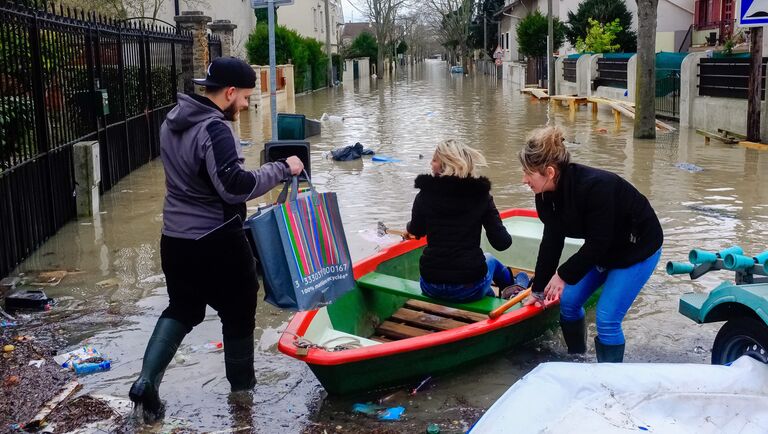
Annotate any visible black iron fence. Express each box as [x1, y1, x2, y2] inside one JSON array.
[[0, 0, 192, 279], [208, 33, 221, 62], [698, 57, 766, 99], [655, 70, 680, 120], [594, 57, 629, 89], [563, 57, 577, 83]]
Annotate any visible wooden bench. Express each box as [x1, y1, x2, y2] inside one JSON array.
[[358, 271, 535, 341], [357, 272, 509, 315]]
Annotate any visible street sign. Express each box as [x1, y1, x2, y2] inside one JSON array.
[[251, 0, 293, 8], [737, 0, 768, 27]]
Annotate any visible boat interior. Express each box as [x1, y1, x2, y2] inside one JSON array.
[[300, 215, 583, 347]]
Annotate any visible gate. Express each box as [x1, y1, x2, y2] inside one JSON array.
[[0, 1, 192, 279]]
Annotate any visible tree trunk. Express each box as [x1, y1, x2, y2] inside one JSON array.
[[633, 0, 659, 139], [376, 50, 384, 79]]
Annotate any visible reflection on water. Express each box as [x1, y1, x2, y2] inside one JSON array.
[[11, 60, 768, 431]]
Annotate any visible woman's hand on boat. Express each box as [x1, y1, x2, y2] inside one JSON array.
[[543, 272, 565, 302], [523, 291, 546, 308]]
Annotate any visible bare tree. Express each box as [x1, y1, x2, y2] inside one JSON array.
[[58, 0, 208, 22], [633, 0, 658, 139], [425, 0, 473, 71], [358, 0, 410, 78]]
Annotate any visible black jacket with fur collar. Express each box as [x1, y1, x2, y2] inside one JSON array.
[[407, 174, 512, 284]]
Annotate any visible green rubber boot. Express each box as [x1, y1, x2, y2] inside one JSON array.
[[224, 334, 256, 391], [594, 336, 625, 363], [560, 316, 587, 354], [129, 318, 188, 421]]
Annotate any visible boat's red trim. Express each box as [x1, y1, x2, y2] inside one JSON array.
[[278, 208, 548, 366]]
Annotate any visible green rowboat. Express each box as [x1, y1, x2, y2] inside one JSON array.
[[278, 209, 584, 394]]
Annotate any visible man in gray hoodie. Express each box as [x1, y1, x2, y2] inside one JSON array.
[[129, 57, 303, 421]]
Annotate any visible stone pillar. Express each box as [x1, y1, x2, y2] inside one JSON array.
[[284, 64, 295, 113], [587, 54, 602, 97], [679, 52, 705, 128], [626, 54, 638, 103], [208, 19, 237, 58], [73, 141, 101, 218], [554, 57, 564, 95], [175, 11, 212, 95], [576, 55, 592, 97]]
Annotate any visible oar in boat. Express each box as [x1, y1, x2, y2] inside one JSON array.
[[488, 288, 532, 320], [377, 221, 416, 240]]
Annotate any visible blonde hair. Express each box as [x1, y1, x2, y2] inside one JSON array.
[[518, 126, 570, 175], [434, 139, 487, 178]]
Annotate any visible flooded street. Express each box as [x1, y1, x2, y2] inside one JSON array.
[[10, 59, 768, 432]]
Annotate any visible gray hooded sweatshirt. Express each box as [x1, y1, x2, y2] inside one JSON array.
[[160, 93, 290, 239]]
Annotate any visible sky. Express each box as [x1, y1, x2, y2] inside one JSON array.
[[341, 0, 363, 23]]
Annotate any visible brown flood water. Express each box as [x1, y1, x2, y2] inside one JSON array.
[[10, 59, 768, 432]]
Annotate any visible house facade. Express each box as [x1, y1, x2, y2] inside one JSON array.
[[278, 0, 345, 54], [496, 0, 695, 65]]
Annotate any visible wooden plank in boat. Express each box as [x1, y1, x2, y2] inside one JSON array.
[[370, 335, 393, 343], [404, 300, 488, 323], [391, 308, 468, 331], [376, 321, 433, 340]]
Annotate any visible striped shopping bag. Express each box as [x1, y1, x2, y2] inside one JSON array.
[[246, 175, 354, 311]]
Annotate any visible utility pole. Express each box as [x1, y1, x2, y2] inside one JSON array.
[[747, 27, 763, 142], [547, 0, 554, 95], [268, 0, 278, 141], [324, 0, 333, 87]]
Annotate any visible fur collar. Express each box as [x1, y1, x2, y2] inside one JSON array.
[[414, 174, 491, 195]]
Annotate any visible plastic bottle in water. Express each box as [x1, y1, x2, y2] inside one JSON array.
[[73, 360, 111, 375]]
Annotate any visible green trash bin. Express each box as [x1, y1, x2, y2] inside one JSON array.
[[277, 113, 306, 140]]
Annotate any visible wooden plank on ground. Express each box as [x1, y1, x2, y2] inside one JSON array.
[[404, 300, 488, 323], [530, 88, 549, 100], [391, 308, 469, 331], [718, 128, 748, 140], [26, 380, 82, 430], [695, 129, 739, 144], [739, 141, 768, 150], [376, 321, 433, 340]]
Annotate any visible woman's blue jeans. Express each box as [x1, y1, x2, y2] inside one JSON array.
[[559, 248, 661, 345], [420, 253, 513, 303]]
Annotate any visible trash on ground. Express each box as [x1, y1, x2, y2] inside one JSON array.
[[95, 278, 120, 289], [351, 403, 406, 420], [320, 113, 344, 122], [240, 140, 252, 147], [378, 406, 405, 421], [30, 270, 70, 286], [28, 359, 45, 368], [427, 423, 441, 433], [5, 289, 53, 311], [675, 162, 703, 173], [73, 360, 111, 375], [330, 143, 375, 161], [352, 402, 386, 416], [1, 320, 17, 327], [410, 376, 432, 395], [4, 344, 15, 352], [54, 345, 107, 370], [1, 276, 20, 291], [372, 155, 401, 163]]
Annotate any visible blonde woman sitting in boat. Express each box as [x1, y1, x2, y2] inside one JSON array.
[[405, 139, 528, 303]]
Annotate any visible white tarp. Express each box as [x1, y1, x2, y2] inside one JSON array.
[[470, 356, 768, 434]]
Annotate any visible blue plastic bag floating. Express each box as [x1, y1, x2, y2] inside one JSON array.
[[246, 174, 355, 311], [372, 155, 401, 163]]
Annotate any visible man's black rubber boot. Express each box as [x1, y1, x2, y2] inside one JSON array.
[[560, 316, 587, 354], [129, 318, 188, 421], [594, 336, 625, 363], [224, 334, 256, 392]]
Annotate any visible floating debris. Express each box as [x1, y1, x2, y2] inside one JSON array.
[[674, 162, 703, 173]]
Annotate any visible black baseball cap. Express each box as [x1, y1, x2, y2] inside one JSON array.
[[193, 57, 256, 89]]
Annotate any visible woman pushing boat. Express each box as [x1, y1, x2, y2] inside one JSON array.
[[406, 139, 527, 303], [520, 126, 663, 362]]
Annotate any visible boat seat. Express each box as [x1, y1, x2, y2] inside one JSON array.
[[357, 272, 508, 315]]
